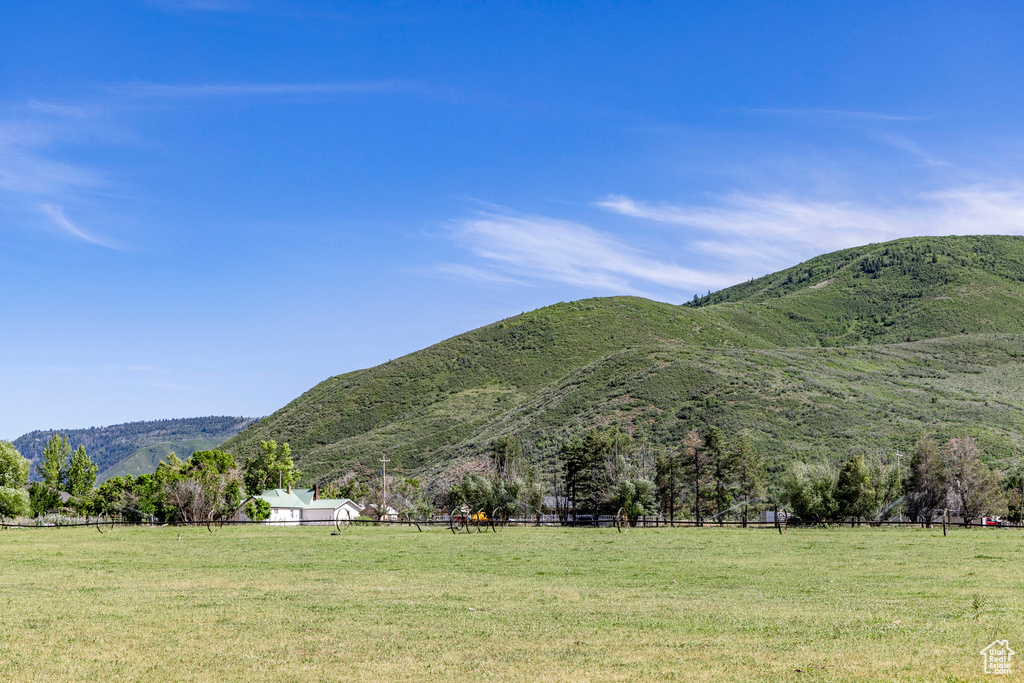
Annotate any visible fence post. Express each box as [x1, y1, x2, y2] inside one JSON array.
[[942, 509, 948, 536]]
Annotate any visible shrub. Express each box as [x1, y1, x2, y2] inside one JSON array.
[[781, 461, 839, 523], [0, 486, 30, 518], [244, 498, 271, 521], [28, 483, 62, 517]]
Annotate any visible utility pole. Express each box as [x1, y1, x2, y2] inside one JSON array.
[[1019, 468, 1024, 527], [1017, 453, 1024, 527], [669, 447, 676, 527], [895, 450, 903, 523], [380, 452, 390, 521]]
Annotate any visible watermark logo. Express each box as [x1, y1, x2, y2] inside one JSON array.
[[980, 640, 1015, 675]]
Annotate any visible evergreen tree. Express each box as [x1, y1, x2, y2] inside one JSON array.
[[489, 435, 522, 480], [559, 436, 591, 519], [732, 436, 765, 526], [28, 483, 62, 516], [655, 447, 683, 522], [704, 426, 733, 525], [681, 430, 710, 526]]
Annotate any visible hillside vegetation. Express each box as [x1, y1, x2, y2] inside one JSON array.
[[221, 235, 1024, 483], [15, 417, 257, 482]]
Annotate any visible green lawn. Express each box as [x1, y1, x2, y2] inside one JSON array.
[[1, 525, 1022, 682]]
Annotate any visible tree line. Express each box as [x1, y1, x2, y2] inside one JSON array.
[[447, 427, 1014, 527], [1, 425, 1017, 527], [0, 436, 301, 523], [780, 435, 1009, 526]]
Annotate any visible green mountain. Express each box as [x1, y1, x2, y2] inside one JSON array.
[[14, 416, 257, 483], [220, 235, 1024, 484]]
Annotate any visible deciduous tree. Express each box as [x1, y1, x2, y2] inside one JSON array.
[[944, 436, 1004, 525], [162, 449, 243, 522], [37, 434, 71, 490], [0, 441, 30, 489], [0, 486, 29, 518], [865, 451, 902, 521], [835, 455, 875, 522], [781, 461, 839, 523], [66, 445, 98, 497], [245, 498, 271, 521], [904, 438, 945, 526], [243, 440, 300, 495], [322, 472, 370, 504]]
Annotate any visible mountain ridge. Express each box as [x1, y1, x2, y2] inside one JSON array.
[[220, 235, 1024, 485], [14, 416, 258, 482]]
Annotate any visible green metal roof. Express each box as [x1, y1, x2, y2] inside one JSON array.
[[252, 488, 356, 510]]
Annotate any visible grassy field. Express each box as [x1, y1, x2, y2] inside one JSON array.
[[2, 525, 1023, 681]]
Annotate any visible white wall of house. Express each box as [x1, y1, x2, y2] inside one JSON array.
[[232, 493, 362, 526], [300, 502, 361, 524], [269, 507, 301, 526], [338, 502, 360, 520], [301, 509, 335, 525]]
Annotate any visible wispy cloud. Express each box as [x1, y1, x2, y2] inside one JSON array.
[[107, 79, 441, 100], [0, 101, 125, 249], [144, 0, 252, 12], [0, 364, 164, 373], [443, 183, 1024, 300], [869, 131, 951, 167], [40, 204, 119, 249], [448, 211, 740, 297], [434, 263, 529, 286], [1, 76, 442, 248], [0, 118, 107, 196], [143, 0, 413, 22], [598, 185, 1024, 275], [747, 108, 925, 122]]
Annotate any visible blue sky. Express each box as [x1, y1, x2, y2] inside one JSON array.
[[4, 1, 1024, 439]]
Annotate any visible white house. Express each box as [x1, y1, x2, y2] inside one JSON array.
[[234, 486, 361, 526], [361, 503, 400, 521]]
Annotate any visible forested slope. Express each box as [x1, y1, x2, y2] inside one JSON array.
[[15, 416, 257, 481]]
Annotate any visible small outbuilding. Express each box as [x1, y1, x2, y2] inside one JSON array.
[[360, 503, 399, 521]]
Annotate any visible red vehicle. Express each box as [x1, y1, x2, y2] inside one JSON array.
[[981, 516, 1000, 526]]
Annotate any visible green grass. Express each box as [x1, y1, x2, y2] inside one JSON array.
[[2, 525, 1022, 681]]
